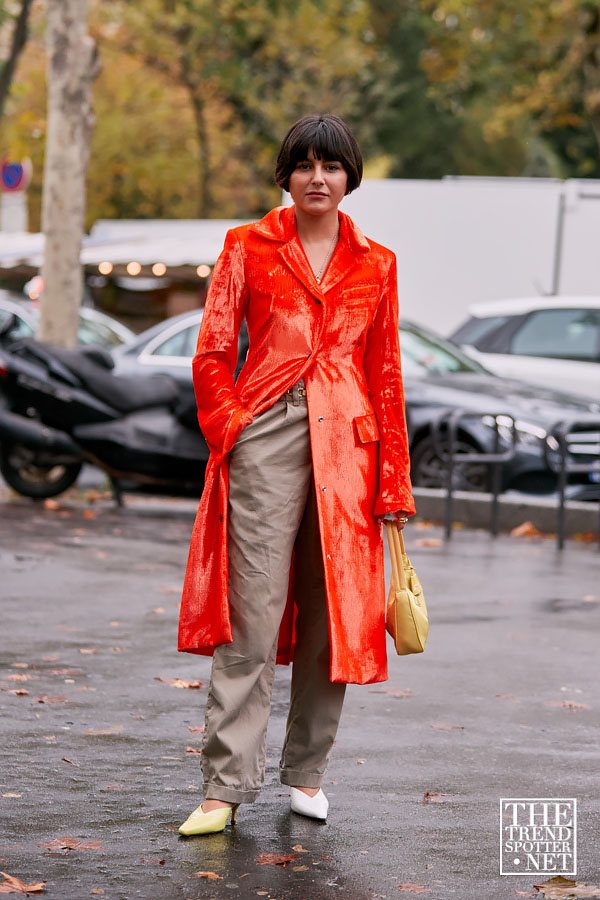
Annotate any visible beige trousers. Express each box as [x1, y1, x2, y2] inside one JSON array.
[[200, 385, 346, 804]]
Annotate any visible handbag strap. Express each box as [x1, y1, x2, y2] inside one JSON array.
[[385, 521, 408, 592]]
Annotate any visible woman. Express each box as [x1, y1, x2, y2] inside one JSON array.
[[177, 114, 415, 836]]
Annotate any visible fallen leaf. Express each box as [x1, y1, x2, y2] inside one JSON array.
[[291, 844, 309, 852], [49, 669, 81, 676], [356, 758, 366, 764], [292, 865, 309, 871], [6, 674, 35, 682], [82, 509, 96, 520], [11, 663, 29, 669], [78, 649, 98, 655], [191, 871, 221, 879], [256, 893, 269, 896], [140, 859, 165, 865], [573, 532, 597, 543], [429, 722, 465, 730], [187, 726, 205, 733], [90, 891, 104, 895], [61, 758, 79, 766], [154, 678, 203, 689], [549, 701, 589, 710], [0, 871, 46, 894], [495, 694, 520, 702], [43, 499, 60, 511], [109, 621, 120, 627], [510, 521, 543, 538], [255, 853, 299, 866], [583, 595, 597, 603], [37, 838, 101, 852], [86, 489, 101, 503], [36, 697, 66, 704], [423, 792, 450, 802], [185, 747, 202, 754], [103, 785, 126, 791], [514, 892, 535, 897], [2, 794, 21, 799], [397, 884, 430, 893], [148, 608, 165, 615], [415, 538, 443, 547], [84, 725, 124, 735], [3, 689, 28, 696], [533, 875, 600, 898]]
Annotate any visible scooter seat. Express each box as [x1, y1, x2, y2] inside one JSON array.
[[18, 339, 180, 414]]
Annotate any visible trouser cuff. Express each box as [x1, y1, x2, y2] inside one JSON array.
[[203, 782, 261, 804], [279, 767, 323, 788]]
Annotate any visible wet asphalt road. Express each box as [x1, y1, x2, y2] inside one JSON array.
[[1, 488, 599, 900]]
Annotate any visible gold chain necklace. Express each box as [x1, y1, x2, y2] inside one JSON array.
[[315, 226, 339, 283]]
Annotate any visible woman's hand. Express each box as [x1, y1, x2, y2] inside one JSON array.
[[375, 510, 411, 531]]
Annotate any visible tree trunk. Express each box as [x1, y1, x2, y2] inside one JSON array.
[[189, 90, 212, 218], [0, 0, 34, 122], [38, 0, 99, 347]]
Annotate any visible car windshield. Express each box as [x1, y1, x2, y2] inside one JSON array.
[[399, 326, 488, 376]]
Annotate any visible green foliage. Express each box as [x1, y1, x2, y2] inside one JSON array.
[[2, 0, 600, 230], [418, 0, 600, 177]]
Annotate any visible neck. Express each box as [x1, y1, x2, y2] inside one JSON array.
[[294, 206, 340, 243]]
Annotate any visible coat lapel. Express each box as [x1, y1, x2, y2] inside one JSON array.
[[249, 204, 371, 299]]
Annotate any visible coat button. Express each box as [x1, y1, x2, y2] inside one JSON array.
[[321, 485, 326, 491], [327, 554, 331, 560], [318, 416, 324, 422]]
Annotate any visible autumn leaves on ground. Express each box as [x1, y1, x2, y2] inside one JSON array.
[[1, 489, 599, 898]]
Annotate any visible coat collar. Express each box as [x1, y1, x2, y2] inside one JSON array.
[[248, 204, 370, 296]]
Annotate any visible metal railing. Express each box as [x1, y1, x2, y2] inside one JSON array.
[[429, 410, 600, 549], [544, 419, 600, 550], [431, 408, 517, 540]]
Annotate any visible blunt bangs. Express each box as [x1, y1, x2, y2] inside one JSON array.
[[275, 114, 363, 195]]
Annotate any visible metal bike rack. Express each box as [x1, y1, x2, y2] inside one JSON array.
[[431, 409, 517, 540], [544, 419, 600, 550]]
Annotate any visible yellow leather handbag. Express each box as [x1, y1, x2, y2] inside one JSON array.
[[384, 523, 429, 655]]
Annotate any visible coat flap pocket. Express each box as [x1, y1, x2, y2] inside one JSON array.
[[353, 412, 380, 443], [343, 283, 379, 304]]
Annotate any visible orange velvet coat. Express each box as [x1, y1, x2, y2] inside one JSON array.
[[178, 204, 415, 684]]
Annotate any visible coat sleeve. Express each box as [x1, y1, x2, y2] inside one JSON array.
[[362, 253, 416, 517], [192, 229, 253, 460]]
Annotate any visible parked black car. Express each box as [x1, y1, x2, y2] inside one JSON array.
[[112, 311, 600, 500]]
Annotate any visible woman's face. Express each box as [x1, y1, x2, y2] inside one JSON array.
[[288, 147, 348, 217]]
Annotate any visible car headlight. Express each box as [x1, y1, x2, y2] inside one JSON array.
[[481, 415, 547, 448]]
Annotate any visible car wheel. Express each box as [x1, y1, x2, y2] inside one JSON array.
[[411, 434, 491, 492], [0, 441, 82, 499]]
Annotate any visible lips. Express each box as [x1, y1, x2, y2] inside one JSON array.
[[307, 192, 327, 197]]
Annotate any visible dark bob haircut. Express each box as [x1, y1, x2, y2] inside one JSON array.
[[275, 114, 363, 196]]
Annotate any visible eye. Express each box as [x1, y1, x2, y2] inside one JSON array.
[[296, 162, 311, 170], [326, 163, 341, 171]]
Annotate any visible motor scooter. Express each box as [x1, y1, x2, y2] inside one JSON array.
[[0, 316, 209, 500]]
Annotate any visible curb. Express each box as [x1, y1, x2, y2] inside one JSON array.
[[412, 486, 599, 539]]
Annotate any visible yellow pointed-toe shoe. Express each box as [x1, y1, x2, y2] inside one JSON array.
[[178, 801, 240, 836]]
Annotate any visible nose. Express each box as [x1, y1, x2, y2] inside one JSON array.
[[311, 164, 325, 184]]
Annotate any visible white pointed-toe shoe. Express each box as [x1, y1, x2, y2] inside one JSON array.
[[290, 787, 328, 820]]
